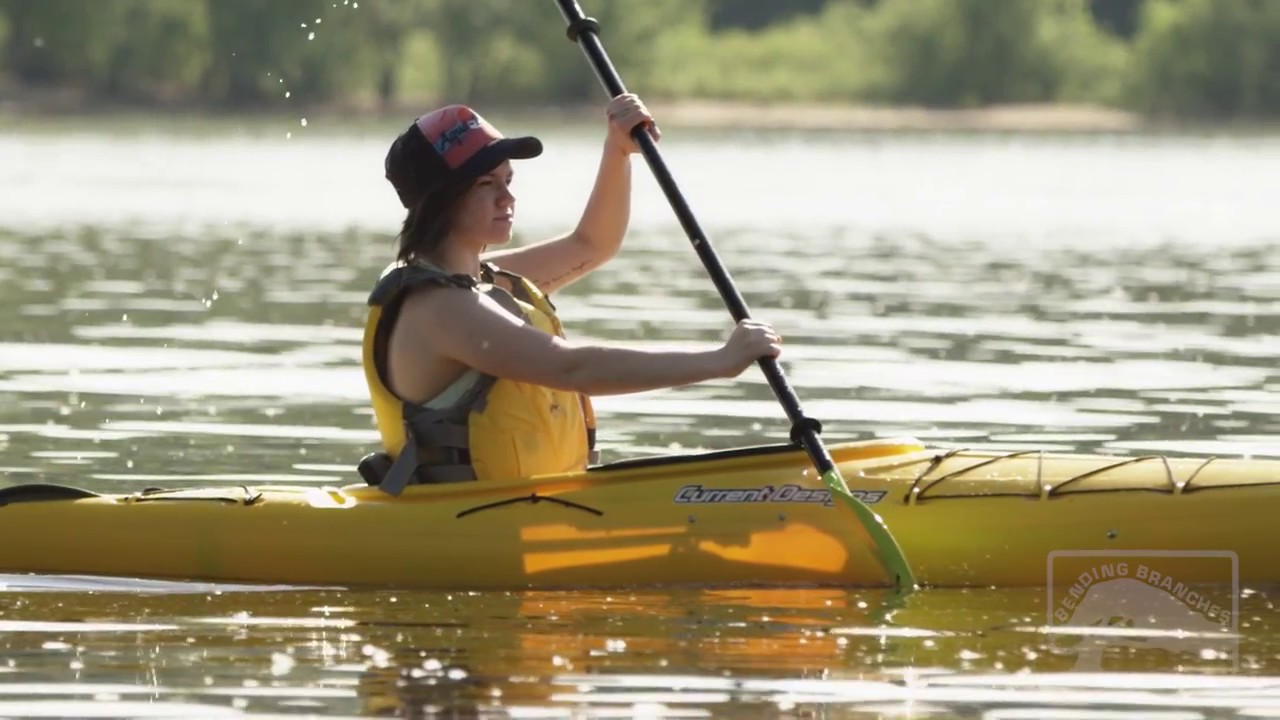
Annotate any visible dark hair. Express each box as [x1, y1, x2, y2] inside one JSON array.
[[396, 177, 475, 264]]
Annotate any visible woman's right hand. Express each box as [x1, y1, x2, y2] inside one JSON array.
[[716, 319, 782, 377]]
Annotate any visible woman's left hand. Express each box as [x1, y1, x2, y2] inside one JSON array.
[[605, 93, 660, 156]]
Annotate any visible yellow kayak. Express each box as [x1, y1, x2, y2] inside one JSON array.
[[0, 438, 1275, 589]]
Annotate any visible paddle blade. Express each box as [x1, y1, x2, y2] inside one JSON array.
[[820, 469, 918, 592]]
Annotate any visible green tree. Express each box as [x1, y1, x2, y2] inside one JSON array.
[[1088, 0, 1145, 37], [707, 0, 831, 30], [1129, 0, 1280, 118], [415, 0, 701, 104], [105, 0, 210, 102], [418, 0, 548, 103], [0, 9, 10, 69], [531, 0, 706, 102], [650, 0, 876, 102], [867, 0, 1053, 106], [204, 0, 376, 107], [864, 0, 1128, 108], [0, 0, 129, 87], [353, 1, 434, 107], [1040, 0, 1131, 105]]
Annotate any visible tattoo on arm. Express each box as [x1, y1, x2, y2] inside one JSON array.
[[543, 259, 592, 289]]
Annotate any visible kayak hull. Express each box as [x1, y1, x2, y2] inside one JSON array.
[[2, 439, 1276, 589]]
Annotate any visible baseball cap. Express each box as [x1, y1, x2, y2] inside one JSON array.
[[385, 105, 543, 209]]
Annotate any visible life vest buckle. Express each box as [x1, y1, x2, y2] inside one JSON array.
[[357, 452, 394, 487]]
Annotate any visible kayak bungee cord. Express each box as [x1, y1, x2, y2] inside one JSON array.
[[552, 0, 918, 593]]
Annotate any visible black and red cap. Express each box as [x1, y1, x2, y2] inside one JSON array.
[[385, 105, 542, 208]]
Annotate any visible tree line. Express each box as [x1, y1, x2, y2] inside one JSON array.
[[0, 0, 1275, 120]]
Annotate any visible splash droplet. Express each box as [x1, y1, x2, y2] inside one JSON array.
[[307, 31, 315, 40], [285, 91, 291, 99], [300, 118, 308, 127]]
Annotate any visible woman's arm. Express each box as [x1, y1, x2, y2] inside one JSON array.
[[484, 94, 658, 295], [401, 286, 779, 397]]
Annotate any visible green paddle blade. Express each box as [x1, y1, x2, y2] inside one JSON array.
[[820, 468, 918, 592]]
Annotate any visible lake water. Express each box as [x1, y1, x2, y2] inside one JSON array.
[[0, 118, 1277, 717]]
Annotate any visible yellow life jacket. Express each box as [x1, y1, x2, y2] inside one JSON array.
[[358, 260, 597, 495]]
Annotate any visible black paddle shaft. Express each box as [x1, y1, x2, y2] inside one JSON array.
[[555, 0, 835, 476]]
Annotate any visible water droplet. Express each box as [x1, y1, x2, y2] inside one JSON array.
[[269, 652, 295, 676], [307, 32, 315, 40], [285, 132, 292, 139], [285, 91, 291, 99], [300, 118, 308, 127]]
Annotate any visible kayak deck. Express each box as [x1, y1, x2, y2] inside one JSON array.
[[0, 438, 1275, 589]]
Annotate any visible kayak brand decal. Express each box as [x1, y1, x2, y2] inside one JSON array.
[[673, 484, 887, 507]]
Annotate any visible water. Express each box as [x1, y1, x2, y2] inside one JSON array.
[[0, 119, 1277, 716]]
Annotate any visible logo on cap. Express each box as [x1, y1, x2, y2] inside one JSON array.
[[432, 117, 483, 156]]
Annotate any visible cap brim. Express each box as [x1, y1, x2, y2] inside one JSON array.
[[456, 136, 543, 180]]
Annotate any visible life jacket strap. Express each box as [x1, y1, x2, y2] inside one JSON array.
[[415, 465, 476, 484], [378, 438, 419, 496], [482, 262, 556, 312], [587, 427, 600, 465]]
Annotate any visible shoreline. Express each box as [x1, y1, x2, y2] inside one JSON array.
[[1, 86, 1276, 135]]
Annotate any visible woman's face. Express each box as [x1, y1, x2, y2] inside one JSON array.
[[450, 160, 515, 248]]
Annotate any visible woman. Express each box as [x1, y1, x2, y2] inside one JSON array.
[[360, 95, 781, 494]]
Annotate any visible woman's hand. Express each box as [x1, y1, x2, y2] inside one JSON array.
[[605, 93, 660, 156], [715, 319, 782, 378]]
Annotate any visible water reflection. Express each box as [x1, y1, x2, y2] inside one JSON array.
[[0, 581, 1274, 717]]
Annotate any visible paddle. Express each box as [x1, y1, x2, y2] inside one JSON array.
[[553, 0, 918, 593]]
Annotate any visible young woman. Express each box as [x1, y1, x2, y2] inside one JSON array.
[[360, 95, 781, 494]]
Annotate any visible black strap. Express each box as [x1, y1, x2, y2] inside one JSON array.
[[368, 262, 475, 307], [789, 416, 823, 446], [481, 262, 554, 311], [378, 438, 419, 497], [409, 423, 470, 449], [417, 465, 476, 484], [565, 16, 600, 43]]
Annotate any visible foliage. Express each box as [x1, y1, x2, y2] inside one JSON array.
[[1128, 0, 1280, 118], [650, 2, 876, 102], [0, 0, 1274, 119], [863, 0, 1124, 107]]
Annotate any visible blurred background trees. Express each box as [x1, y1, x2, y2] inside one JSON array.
[[0, 0, 1274, 120]]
